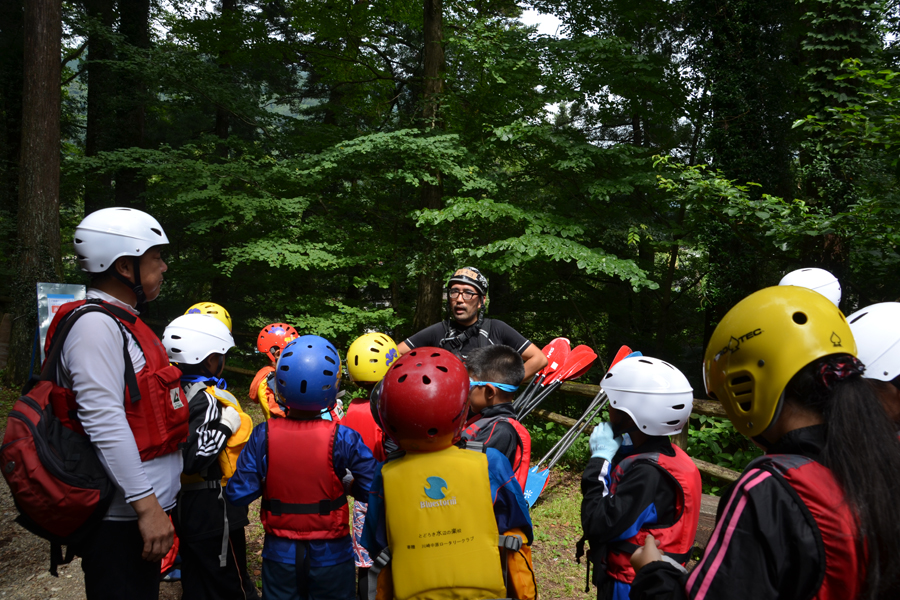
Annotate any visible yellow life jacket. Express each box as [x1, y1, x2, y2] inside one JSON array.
[[380, 446, 506, 600], [208, 386, 253, 485]]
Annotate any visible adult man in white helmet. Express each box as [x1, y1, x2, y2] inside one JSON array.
[[396, 266, 548, 381], [46, 207, 188, 600]]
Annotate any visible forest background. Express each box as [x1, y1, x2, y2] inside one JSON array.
[[2, 0, 900, 475]]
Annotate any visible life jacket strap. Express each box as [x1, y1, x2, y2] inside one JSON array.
[[262, 496, 347, 516], [368, 548, 392, 600]]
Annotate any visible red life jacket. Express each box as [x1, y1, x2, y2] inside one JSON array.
[[605, 445, 701, 585], [751, 454, 863, 600], [45, 299, 188, 462], [341, 399, 386, 462], [261, 418, 349, 540], [462, 413, 531, 490]]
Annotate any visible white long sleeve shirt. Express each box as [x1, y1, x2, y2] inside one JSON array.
[[56, 289, 182, 520]]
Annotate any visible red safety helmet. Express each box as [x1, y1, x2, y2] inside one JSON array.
[[378, 347, 469, 452], [257, 323, 300, 361]]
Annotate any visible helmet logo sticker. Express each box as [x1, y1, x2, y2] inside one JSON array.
[[424, 476, 448, 500], [385, 347, 398, 368], [830, 332, 842, 347], [713, 328, 763, 361]]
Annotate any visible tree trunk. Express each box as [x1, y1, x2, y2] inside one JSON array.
[[0, 0, 24, 219], [411, 0, 445, 333], [8, 0, 62, 384], [83, 0, 116, 214], [113, 0, 150, 208]]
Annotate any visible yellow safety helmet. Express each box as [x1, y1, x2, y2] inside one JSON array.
[[185, 302, 233, 332], [703, 286, 856, 438], [347, 332, 399, 384]]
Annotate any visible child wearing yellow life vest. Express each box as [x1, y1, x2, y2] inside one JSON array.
[[361, 347, 535, 600], [227, 335, 376, 600], [161, 313, 258, 600]]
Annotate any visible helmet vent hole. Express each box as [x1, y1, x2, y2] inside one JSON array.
[[662, 362, 675, 369], [322, 384, 331, 391], [422, 375, 431, 384], [672, 404, 685, 410], [283, 351, 293, 358], [308, 345, 313, 348], [323, 370, 333, 376], [792, 312, 808, 324], [731, 375, 751, 386], [280, 365, 289, 371], [708, 391, 718, 400], [739, 401, 751, 411], [604, 373, 613, 379], [849, 312, 867, 324], [427, 428, 438, 437], [278, 379, 286, 386], [390, 425, 398, 432], [369, 359, 378, 364], [430, 353, 441, 358], [171, 347, 181, 353], [151, 228, 162, 236], [639, 359, 653, 364], [398, 374, 408, 383], [325, 356, 336, 364], [171, 335, 181, 340], [374, 340, 384, 347], [436, 366, 448, 373], [300, 380, 307, 393], [667, 420, 680, 425], [354, 356, 359, 366], [75, 238, 83, 244]]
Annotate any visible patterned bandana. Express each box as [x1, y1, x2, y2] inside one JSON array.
[[817, 356, 865, 390]]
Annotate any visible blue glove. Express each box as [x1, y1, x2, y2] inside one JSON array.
[[590, 422, 622, 462]]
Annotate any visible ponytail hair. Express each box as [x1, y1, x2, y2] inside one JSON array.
[[784, 354, 900, 599]]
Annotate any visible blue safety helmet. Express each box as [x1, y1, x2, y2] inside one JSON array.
[[275, 335, 341, 411]]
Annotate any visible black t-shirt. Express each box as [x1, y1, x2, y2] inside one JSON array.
[[403, 318, 532, 360]]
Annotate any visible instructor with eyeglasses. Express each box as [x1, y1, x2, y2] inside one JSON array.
[[396, 267, 548, 382]]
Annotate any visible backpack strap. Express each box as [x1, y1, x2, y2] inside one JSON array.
[[39, 303, 140, 406]]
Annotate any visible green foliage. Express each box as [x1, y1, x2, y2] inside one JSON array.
[[687, 415, 763, 495]]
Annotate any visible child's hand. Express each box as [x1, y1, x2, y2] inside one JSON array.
[[589, 422, 622, 461], [631, 534, 663, 573]]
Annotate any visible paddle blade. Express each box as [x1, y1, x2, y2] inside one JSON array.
[[523, 466, 551, 507], [540, 337, 571, 377], [609, 345, 632, 370], [545, 345, 596, 384]]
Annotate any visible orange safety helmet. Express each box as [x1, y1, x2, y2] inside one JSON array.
[[257, 323, 300, 361]]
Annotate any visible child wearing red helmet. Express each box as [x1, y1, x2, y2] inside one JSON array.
[[361, 348, 534, 600], [249, 323, 299, 419]]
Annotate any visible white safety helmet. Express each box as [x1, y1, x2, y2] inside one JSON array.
[[778, 268, 841, 307], [74, 207, 169, 273], [602, 356, 694, 436], [162, 313, 235, 365], [847, 302, 900, 382]]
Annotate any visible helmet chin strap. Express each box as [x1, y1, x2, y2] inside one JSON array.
[[110, 256, 148, 314]]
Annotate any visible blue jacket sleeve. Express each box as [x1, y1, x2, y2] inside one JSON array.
[[487, 448, 533, 543], [334, 424, 376, 500], [225, 421, 267, 507]]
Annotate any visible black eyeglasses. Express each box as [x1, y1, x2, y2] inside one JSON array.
[[448, 289, 480, 300]]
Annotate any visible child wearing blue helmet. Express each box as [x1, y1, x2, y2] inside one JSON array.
[[226, 336, 377, 600]]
